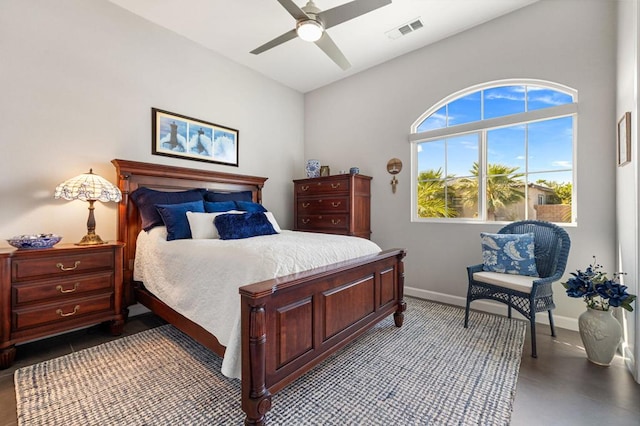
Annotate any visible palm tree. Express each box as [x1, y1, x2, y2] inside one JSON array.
[[416, 169, 458, 218], [454, 163, 525, 220]]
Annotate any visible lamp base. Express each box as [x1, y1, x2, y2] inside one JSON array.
[[76, 233, 107, 246]]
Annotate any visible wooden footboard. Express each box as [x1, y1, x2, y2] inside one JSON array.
[[239, 248, 406, 425]]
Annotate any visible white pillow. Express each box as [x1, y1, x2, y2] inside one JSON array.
[[187, 211, 241, 239], [264, 211, 282, 233]]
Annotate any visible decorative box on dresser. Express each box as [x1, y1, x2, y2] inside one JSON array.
[[294, 174, 372, 239], [0, 242, 125, 368]]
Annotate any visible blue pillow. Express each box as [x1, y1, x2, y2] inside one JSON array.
[[204, 190, 253, 202], [214, 212, 277, 240], [234, 200, 267, 213], [481, 232, 539, 276], [204, 200, 237, 213], [156, 201, 205, 241], [130, 187, 205, 231]]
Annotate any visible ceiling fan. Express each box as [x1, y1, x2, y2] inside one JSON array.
[[250, 0, 392, 70]]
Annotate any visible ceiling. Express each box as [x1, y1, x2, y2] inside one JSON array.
[[108, 0, 537, 93]]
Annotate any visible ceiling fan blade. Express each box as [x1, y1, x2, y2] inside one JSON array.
[[315, 33, 351, 70], [277, 0, 309, 21], [319, 0, 392, 29], [250, 29, 298, 55]]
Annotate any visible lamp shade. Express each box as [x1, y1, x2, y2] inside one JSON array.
[[54, 169, 121, 203]]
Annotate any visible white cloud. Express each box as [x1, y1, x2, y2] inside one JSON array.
[[552, 160, 571, 168]]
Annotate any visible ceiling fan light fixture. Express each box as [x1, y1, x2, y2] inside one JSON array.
[[296, 19, 323, 42]]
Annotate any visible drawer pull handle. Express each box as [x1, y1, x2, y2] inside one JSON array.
[[301, 185, 310, 191], [301, 218, 311, 224], [56, 283, 79, 293], [56, 261, 81, 271], [302, 202, 310, 208], [56, 305, 80, 317], [331, 219, 341, 225], [331, 202, 341, 207], [331, 183, 341, 189]]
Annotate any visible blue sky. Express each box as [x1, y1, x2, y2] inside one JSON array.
[[416, 85, 573, 184]]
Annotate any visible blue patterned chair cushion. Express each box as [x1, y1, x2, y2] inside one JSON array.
[[480, 232, 539, 276]]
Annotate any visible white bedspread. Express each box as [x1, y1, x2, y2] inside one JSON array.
[[134, 228, 381, 379]]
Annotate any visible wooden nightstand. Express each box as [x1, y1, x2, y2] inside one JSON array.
[[0, 242, 125, 368]]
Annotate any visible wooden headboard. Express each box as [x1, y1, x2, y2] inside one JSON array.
[[111, 159, 268, 302]]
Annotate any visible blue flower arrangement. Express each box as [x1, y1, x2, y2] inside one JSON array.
[[562, 257, 636, 312]]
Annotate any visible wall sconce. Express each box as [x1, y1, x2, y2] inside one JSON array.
[[54, 169, 122, 245], [386, 158, 403, 193]]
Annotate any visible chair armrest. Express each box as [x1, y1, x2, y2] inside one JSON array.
[[467, 264, 484, 274], [532, 270, 563, 286]]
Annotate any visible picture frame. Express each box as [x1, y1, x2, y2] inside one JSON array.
[[152, 108, 239, 167], [617, 111, 631, 167]]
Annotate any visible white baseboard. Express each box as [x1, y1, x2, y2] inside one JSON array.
[[404, 286, 579, 332]]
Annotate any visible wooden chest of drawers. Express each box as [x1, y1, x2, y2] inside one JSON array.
[[293, 174, 371, 239], [0, 242, 125, 368]]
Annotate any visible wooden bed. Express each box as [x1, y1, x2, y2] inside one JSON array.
[[111, 159, 406, 425]]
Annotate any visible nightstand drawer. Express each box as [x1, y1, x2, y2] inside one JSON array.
[[12, 251, 114, 282], [297, 214, 350, 231], [295, 178, 350, 195], [297, 196, 349, 214], [12, 272, 113, 305], [12, 293, 113, 331]]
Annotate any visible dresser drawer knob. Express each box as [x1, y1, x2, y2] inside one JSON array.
[[302, 202, 310, 208], [331, 219, 341, 225], [301, 185, 310, 191], [56, 283, 79, 293], [301, 218, 311, 224], [331, 202, 341, 207], [56, 261, 81, 271], [331, 183, 341, 189], [56, 305, 80, 317]]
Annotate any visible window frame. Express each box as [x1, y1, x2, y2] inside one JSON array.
[[410, 79, 578, 225]]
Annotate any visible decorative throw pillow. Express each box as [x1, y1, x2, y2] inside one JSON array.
[[156, 200, 205, 241], [263, 211, 282, 233], [204, 200, 237, 213], [234, 200, 267, 213], [130, 187, 205, 231], [214, 212, 277, 240], [186, 210, 242, 239], [204, 190, 253, 203], [481, 232, 539, 276]]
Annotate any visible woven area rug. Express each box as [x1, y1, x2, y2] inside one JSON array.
[[15, 298, 526, 425]]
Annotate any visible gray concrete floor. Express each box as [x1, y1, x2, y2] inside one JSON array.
[[1, 311, 639, 425]]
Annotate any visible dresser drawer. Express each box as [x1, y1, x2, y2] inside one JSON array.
[[12, 293, 113, 331], [12, 272, 113, 305], [295, 178, 350, 195], [297, 215, 350, 231], [297, 196, 349, 214], [12, 250, 114, 282]]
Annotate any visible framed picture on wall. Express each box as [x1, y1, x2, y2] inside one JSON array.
[[617, 111, 631, 167], [152, 108, 239, 167]]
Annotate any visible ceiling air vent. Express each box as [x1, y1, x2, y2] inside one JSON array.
[[385, 18, 424, 40]]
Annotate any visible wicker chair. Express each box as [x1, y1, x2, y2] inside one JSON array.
[[464, 220, 571, 358]]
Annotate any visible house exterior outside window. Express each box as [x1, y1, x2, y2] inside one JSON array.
[[410, 79, 576, 224]]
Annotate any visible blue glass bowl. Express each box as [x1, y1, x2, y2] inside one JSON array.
[[7, 234, 62, 249]]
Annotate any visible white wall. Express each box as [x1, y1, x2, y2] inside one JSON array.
[[0, 0, 304, 247], [304, 0, 617, 329], [616, 0, 639, 382]]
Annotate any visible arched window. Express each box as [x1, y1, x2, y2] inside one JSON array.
[[410, 79, 576, 224]]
